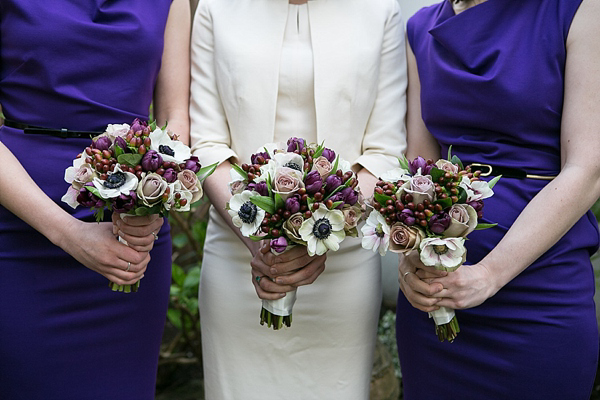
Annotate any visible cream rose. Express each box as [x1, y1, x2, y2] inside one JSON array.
[[283, 212, 307, 245], [137, 173, 168, 206], [272, 167, 304, 201], [435, 160, 459, 175], [342, 205, 362, 231], [388, 222, 424, 254], [312, 156, 333, 179], [398, 175, 435, 204], [177, 170, 204, 203], [443, 204, 478, 238]]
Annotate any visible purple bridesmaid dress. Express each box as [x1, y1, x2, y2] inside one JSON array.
[[0, 1, 173, 398], [397, 1, 599, 399]]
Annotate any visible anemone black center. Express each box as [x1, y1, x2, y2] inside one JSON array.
[[103, 172, 127, 189], [158, 144, 175, 157], [313, 218, 332, 239], [375, 224, 386, 238], [238, 201, 258, 224], [283, 162, 302, 171]]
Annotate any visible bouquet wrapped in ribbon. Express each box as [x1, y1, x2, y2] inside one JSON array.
[[62, 119, 216, 292], [227, 137, 365, 330], [361, 150, 499, 342]]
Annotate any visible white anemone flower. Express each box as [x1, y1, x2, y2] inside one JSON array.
[[149, 128, 192, 164], [228, 190, 265, 237], [458, 176, 494, 202], [380, 167, 411, 183], [337, 158, 353, 174], [299, 204, 346, 256], [419, 237, 467, 271], [92, 165, 139, 199], [254, 159, 277, 183], [272, 152, 304, 172], [361, 210, 390, 256]]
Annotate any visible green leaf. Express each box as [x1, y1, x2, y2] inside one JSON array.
[[374, 192, 392, 206], [398, 155, 410, 171], [447, 145, 453, 161], [433, 197, 453, 209], [134, 207, 151, 216], [183, 266, 201, 291], [114, 144, 125, 157], [161, 120, 168, 131], [324, 181, 350, 201], [429, 167, 445, 183], [231, 163, 248, 180], [250, 235, 271, 241], [172, 233, 189, 249], [330, 155, 340, 176], [313, 141, 326, 159], [171, 263, 186, 287], [169, 285, 181, 297], [149, 120, 157, 131], [249, 195, 276, 214], [451, 155, 464, 170], [274, 192, 285, 211], [488, 175, 502, 189], [167, 309, 182, 330], [457, 186, 468, 204], [85, 185, 103, 198], [117, 153, 143, 167], [93, 208, 105, 223], [475, 222, 498, 230], [266, 175, 273, 196], [196, 162, 218, 182], [331, 201, 343, 209]]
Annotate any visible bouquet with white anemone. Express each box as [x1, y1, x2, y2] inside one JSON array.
[[227, 137, 365, 330], [361, 149, 499, 342], [62, 119, 216, 292]]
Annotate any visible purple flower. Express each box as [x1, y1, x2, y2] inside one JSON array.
[[112, 191, 137, 213], [163, 168, 177, 183], [183, 156, 201, 173], [428, 212, 451, 234], [131, 118, 147, 133], [250, 151, 270, 165], [285, 195, 301, 214], [114, 136, 129, 152], [92, 136, 112, 152], [286, 137, 305, 153], [247, 181, 268, 196], [397, 209, 416, 226], [304, 171, 322, 195], [325, 175, 343, 194], [340, 187, 358, 206], [77, 183, 105, 208], [408, 156, 433, 176], [468, 200, 484, 218], [270, 236, 288, 254], [141, 150, 163, 172], [321, 148, 336, 163], [329, 192, 345, 209]]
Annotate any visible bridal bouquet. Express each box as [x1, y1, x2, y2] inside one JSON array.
[[62, 119, 216, 292], [227, 137, 365, 330], [362, 150, 499, 342]]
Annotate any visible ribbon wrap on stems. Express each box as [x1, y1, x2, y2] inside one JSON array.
[[260, 245, 297, 330]]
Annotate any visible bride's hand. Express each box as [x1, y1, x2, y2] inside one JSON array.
[[430, 262, 499, 310], [250, 243, 327, 300], [398, 251, 445, 313]]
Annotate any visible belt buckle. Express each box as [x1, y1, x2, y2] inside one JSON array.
[[470, 163, 492, 177], [57, 128, 69, 138]]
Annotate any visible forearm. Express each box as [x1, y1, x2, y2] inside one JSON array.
[[357, 168, 378, 199], [0, 142, 76, 248], [202, 161, 259, 256], [482, 164, 600, 291]]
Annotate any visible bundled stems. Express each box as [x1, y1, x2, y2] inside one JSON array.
[[260, 308, 292, 330], [435, 316, 460, 343]]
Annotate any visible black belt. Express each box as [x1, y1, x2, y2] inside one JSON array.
[[469, 163, 557, 181], [3, 119, 103, 138]]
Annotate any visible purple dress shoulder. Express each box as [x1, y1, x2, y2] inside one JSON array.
[[396, 1, 599, 399], [0, 1, 172, 398]]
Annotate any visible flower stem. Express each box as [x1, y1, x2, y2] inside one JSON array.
[[260, 308, 292, 330], [434, 316, 460, 342]]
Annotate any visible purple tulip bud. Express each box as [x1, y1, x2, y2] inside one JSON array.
[[163, 168, 177, 183], [141, 150, 163, 172], [325, 175, 343, 194], [114, 136, 129, 152], [428, 212, 451, 234], [398, 209, 416, 226], [250, 151, 271, 165], [329, 192, 345, 209], [112, 191, 137, 213], [286, 137, 305, 153], [270, 237, 288, 254], [131, 118, 147, 133], [77, 183, 105, 208], [408, 156, 433, 176], [285, 196, 301, 214], [92, 136, 112, 152], [321, 148, 336, 163], [183, 156, 201, 173], [247, 181, 268, 197], [340, 187, 358, 206], [304, 171, 323, 195], [468, 200, 484, 213]]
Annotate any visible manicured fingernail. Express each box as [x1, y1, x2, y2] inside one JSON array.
[[279, 293, 286, 298], [275, 278, 283, 284], [116, 220, 122, 227], [270, 268, 277, 275]]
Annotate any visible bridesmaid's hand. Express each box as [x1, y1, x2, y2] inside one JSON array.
[[430, 263, 499, 310], [398, 251, 445, 313], [250, 243, 327, 301], [111, 213, 164, 252], [60, 219, 151, 285]]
